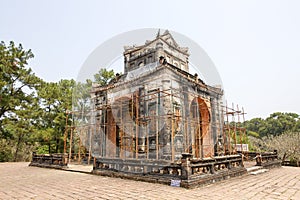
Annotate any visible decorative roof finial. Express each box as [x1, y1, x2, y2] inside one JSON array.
[[156, 29, 161, 38]]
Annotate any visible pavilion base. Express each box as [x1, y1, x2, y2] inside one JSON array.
[[92, 154, 247, 189]]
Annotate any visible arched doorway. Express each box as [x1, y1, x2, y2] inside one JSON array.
[[107, 96, 136, 158], [190, 97, 210, 158]]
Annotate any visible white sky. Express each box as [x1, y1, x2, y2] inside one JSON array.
[[1, 0, 299, 120]]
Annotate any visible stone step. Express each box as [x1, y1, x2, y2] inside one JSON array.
[[66, 164, 93, 173], [249, 169, 269, 175], [246, 166, 263, 172]]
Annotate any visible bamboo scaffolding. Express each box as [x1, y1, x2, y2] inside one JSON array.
[[69, 83, 246, 163]]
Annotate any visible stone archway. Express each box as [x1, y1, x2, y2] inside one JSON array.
[[190, 97, 210, 158], [107, 96, 135, 158]]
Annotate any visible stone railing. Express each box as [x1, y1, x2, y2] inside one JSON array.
[[238, 151, 257, 161], [94, 158, 181, 175], [240, 150, 280, 167], [188, 154, 243, 177], [261, 151, 278, 162], [257, 151, 280, 168], [68, 153, 93, 164], [93, 154, 246, 188], [282, 160, 300, 167], [179, 154, 246, 187], [29, 153, 68, 168]]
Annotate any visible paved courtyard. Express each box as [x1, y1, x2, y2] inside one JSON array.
[[0, 162, 299, 200]]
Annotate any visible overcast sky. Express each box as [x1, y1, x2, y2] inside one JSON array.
[[1, 0, 299, 120]]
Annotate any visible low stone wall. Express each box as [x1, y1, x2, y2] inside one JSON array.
[[282, 160, 300, 167], [239, 151, 281, 168], [92, 154, 247, 188], [256, 151, 281, 168], [29, 153, 68, 169]]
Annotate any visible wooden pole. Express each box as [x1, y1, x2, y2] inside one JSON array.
[[68, 127, 73, 163], [131, 94, 134, 159], [63, 111, 69, 155], [237, 104, 242, 153], [226, 101, 231, 154], [120, 102, 123, 159], [156, 90, 159, 160], [232, 103, 237, 154], [242, 107, 247, 153], [171, 116, 175, 162], [88, 126, 92, 165], [78, 135, 81, 164], [221, 104, 226, 155], [135, 92, 139, 159], [198, 100, 201, 158]]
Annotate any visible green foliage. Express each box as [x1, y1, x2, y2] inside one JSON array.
[[245, 112, 300, 137], [36, 145, 49, 154], [35, 79, 76, 154], [247, 131, 260, 138], [72, 69, 116, 126], [0, 41, 41, 161], [0, 41, 120, 162], [0, 41, 41, 119], [72, 79, 92, 126], [0, 139, 13, 162], [93, 68, 115, 86]]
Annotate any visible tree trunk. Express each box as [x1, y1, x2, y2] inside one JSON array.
[[48, 142, 51, 154], [55, 138, 59, 153], [14, 133, 22, 162], [282, 152, 287, 164]]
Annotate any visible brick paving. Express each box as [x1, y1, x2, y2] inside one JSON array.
[[0, 162, 299, 200]]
